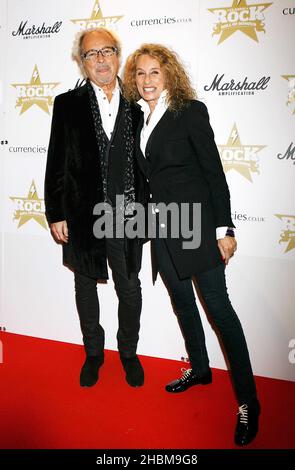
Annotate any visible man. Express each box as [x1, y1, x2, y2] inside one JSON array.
[[45, 28, 144, 388]]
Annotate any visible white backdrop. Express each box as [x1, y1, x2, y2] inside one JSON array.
[[0, 0, 294, 381]]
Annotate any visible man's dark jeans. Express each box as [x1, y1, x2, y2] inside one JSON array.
[[74, 237, 142, 359]]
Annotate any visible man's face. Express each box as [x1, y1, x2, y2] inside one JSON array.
[[81, 31, 119, 88]]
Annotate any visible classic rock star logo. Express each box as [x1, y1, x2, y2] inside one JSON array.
[[275, 214, 295, 253], [281, 75, 295, 115], [71, 0, 123, 29], [208, 0, 272, 44], [10, 181, 47, 230], [218, 123, 266, 182], [11, 65, 59, 115]]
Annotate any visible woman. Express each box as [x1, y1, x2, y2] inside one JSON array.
[[123, 44, 260, 446]]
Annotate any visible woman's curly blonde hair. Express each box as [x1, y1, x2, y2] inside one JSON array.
[[122, 44, 197, 111]]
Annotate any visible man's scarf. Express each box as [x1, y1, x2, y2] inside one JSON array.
[[87, 78, 135, 218]]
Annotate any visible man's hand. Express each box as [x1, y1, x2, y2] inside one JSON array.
[[50, 220, 68, 243], [218, 236, 237, 265]]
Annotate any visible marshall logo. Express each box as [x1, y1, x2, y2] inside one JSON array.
[[208, 0, 272, 44], [277, 142, 295, 165], [281, 75, 295, 115], [11, 65, 59, 115], [204, 73, 270, 95], [218, 123, 266, 181], [71, 0, 123, 29], [10, 181, 47, 230], [12, 20, 62, 39], [275, 214, 295, 253]]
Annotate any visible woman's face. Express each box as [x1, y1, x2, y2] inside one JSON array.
[[135, 55, 166, 110]]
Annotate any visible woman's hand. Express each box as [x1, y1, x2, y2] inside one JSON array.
[[218, 237, 237, 265]]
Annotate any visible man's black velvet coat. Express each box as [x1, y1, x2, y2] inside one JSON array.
[[45, 84, 144, 279]]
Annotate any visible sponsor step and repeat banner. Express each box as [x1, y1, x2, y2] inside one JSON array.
[[0, 0, 294, 381]]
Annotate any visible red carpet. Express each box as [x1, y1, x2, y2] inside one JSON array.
[[0, 332, 294, 449]]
